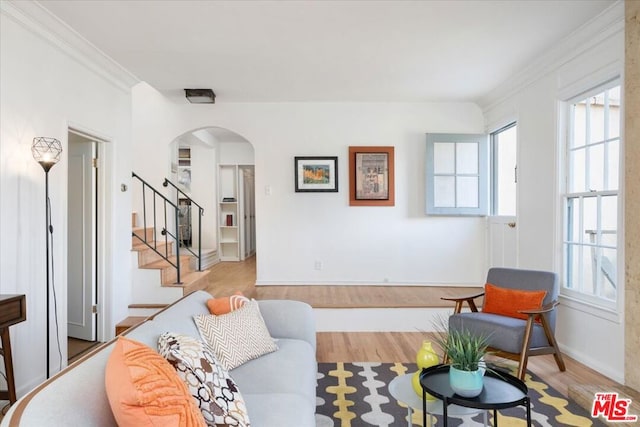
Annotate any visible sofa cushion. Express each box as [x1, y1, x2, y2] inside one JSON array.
[[158, 332, 251, 427], [206, 291, 249, 315], [194, 299, 278, 370], [241, 393, 316, 427], [230, 338, 317, 404], [482, 283, 546, 320], [105, 337, 205, 427], [450, 312, 550, 354]]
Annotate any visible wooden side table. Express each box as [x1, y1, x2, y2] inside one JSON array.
[[0, 294, 27, 407]]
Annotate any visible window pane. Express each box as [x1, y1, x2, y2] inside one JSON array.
[[588, 144, 604, 191], [569, 244, 581, 290], [434, 143, 455, 174], [494, 125, 517, 216], [572, 102, 586, 148], [566, 198, 580, 243], [582, 245, 596, 295], [607, 139, 619, 191], [569, 148, 585, 193], [434, 176, 455, 207], [456, 143, 478, 174], [599, 247, 617, 300], [563, 244, 572, 288], [457, 176, 478, 208], [601, 195, 617, 246], [583, 197, 598, 244], [589, 98, 605, 143]]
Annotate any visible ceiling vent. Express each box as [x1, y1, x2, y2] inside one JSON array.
[[185, 88, 216, 104]]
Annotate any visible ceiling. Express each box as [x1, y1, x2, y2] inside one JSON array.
[[38, 0, 615, 103]]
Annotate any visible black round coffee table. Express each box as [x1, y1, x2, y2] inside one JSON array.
[[419, 364, 531, 427]]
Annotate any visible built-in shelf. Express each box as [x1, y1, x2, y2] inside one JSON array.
[[218, 165, 240, 261]]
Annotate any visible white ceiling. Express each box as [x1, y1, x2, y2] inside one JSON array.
[[38, 0, 615, 103]]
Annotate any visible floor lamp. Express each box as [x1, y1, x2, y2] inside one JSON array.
[[32, 137, 62, 379]]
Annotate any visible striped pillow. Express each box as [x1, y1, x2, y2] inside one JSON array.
[[206, 292, 249, 315], [194, 299, 278, 370]]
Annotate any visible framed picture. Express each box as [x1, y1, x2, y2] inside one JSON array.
[[294, 156, 339, 192], [349, 146, 395, 206]]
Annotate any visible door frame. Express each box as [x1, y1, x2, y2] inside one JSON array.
[[66, 125, 111, 351], [67, 134, 98, 341]]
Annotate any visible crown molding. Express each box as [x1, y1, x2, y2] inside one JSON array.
[[1, 0, 139, 92], [478, 1, 624, 113]]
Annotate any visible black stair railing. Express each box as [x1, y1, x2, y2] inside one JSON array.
[[163, 178, 204, 272], [131, 172, 182, 284]]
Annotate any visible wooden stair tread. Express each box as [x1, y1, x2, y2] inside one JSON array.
[[115, 316, 147, 335], [128, 303, 168, 309], [140, 255, 191, 269], [132, 241, 171, 251], [162, 270, 211, 287]]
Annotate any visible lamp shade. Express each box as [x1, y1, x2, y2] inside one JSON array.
[[32, 137, 62, 172]]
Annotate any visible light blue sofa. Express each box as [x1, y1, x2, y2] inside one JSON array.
[[1, 291, 317, 426]]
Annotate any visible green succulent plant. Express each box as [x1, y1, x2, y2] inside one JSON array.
[[432, 317, 492, 372]]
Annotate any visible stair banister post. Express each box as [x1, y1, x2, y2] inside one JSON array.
[[198, 207, 203, 271], [175, 204, 181, 284]]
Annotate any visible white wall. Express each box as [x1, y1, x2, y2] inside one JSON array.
[[132, 85, 487, 286], [481, 3, 624, 382], [0, 2, 134, 395], [190, 144, 217, 249], [219, 141, 254, 165]]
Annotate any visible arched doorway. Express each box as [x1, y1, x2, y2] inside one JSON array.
[[168, 127, 256, 267]]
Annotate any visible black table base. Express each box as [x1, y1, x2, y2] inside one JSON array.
[[420, 364, 531, 427]]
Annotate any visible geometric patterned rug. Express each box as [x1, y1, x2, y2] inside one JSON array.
[[315, 362, 606, 427]]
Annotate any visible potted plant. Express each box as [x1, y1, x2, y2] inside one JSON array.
[[432, 321, 492, 398]]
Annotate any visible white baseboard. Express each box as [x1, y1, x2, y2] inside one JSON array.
[[558, 344, 624, 384]]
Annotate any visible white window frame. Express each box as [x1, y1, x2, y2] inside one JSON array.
[[560, 78, 622, 311], [425, 133, 489, 216]]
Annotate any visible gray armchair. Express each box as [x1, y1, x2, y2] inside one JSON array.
[[442, 267, 566, 380]]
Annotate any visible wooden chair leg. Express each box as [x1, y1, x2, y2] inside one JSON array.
[[517, 317, 535, 380], [540, 316, 566, 372]]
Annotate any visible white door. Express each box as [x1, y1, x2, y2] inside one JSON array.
[[488, 123, 518, 268], [67, 135, 97, 341], [238, 166, 256, 260], [488, 217, 517, 268]]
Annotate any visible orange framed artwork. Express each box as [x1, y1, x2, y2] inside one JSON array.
[[349, 146, 395, 206]]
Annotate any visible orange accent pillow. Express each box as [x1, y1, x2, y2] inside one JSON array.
[[105, 337, 205, 427], [206, 291, 249, 315], [482, 283, 546, 321]]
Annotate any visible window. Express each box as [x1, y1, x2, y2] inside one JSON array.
[[563, 82, 621, 306], [491, 123, 517, 216], [426, 133, 488, 216]]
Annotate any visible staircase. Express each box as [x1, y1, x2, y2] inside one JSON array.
[[130, 213, 211, 305], [117, 173, 214, 334]]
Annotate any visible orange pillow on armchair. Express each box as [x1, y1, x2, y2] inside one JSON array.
[[482, 283, 546, 321]]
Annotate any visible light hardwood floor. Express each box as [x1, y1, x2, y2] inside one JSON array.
[[203, 256, 620, 399]]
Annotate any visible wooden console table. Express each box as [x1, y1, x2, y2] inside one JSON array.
[[0, 294, 26, 406]]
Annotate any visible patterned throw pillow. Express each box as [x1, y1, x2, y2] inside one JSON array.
[[104, 337, 205, 427], [158, 333, 251, 427], [194, 299, 278, 371], [206, 292, 249, 315]]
